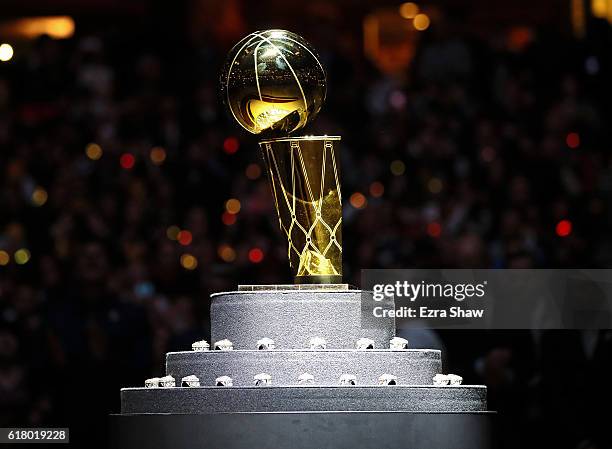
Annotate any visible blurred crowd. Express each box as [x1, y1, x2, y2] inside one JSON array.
[[0, 7, 612, 449]]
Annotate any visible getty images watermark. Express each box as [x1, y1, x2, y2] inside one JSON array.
[[372, 280, 487, 319], [361, 269, 612, 330]]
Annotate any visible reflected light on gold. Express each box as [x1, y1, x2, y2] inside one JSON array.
[[225, 198, 241, 214], [399, 2, 419, 19], [32, 187, 48, 206], [413, 13, 430, 31], [260, 137, 342, 283], [14, 248, 31, 265], [0, 17, 75, 40], [0, 250, 9, 266], [247, 99, 304, 134], [221, 30, 326, 135], [150, 147, 167, 165], [86, 143, 103, 160], [0, 44, 13, 62], [180, 253, 198, 270]]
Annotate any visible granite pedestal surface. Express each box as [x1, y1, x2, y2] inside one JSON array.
[[112, 288, 493, 448]]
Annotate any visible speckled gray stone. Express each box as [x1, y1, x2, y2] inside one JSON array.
[[210, 290, 394, 349], [111, 412, 495, 449], [121, 385, 487, 414], [166, 349, 441, 386], [119, 288, 490, 436]]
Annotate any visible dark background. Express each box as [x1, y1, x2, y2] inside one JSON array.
[[0, 0, 611, 448]]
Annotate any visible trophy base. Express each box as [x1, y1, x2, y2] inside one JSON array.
[[294, 274, 343, 285], [238, 283, 350, 291], [111, 412, 494, 449], [211, 289, 394, 349]]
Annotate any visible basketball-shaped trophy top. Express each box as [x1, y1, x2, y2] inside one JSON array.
[[220, 30, 327, 136]]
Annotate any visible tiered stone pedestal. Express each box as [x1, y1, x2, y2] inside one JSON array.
[[112, 288, 493, 449]]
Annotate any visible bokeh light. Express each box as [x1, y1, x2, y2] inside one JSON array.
[[413, 13, 430, 31], [427, 178, 443, 194], [585, 56, 599, 75], [225, 198, 241, 214], [1, 17, 75, 40], [31, 187, 48, 206], [481, 146, 495, 163], [399, 2, 419, 19], [120, 153, 136, 169], [390, 160, 406, 176], [14, 248, 31, 265], [248, 247, 264, 263], [389, 90, 407, 110], [86, 143, 103, 160], [246, 163, 262, 180], [0, 43, 14, 62], [6, 223, 24, 241], [0, 250, 9, 266], [166, 225, 180, 241], [566, 132, 580, 149], [180, 253, 198, 270], [218, 244, 237, 262], [222, 211, 237, 225], [592, 0, 608, 19], [369, 181, 384, 198], [177, 230, 193, 246], [150, 146, 167, 165], [427, 222, 442, 238], [223, 137, 240, 154], [556, 219, 572, 237], [349, 192, 367, 209]]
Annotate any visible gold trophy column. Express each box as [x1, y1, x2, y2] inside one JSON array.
[[260, 136, 342, 284], [220, 29, 343, 285]]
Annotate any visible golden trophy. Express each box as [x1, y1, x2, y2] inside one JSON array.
[[221, 30, 342, 284]]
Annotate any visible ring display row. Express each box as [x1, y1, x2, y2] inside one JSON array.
[[192, 336, 410, 351], [144, 373, 463, 388]]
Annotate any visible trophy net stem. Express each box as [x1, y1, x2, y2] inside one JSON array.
[[260, 137, 343, 284]]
